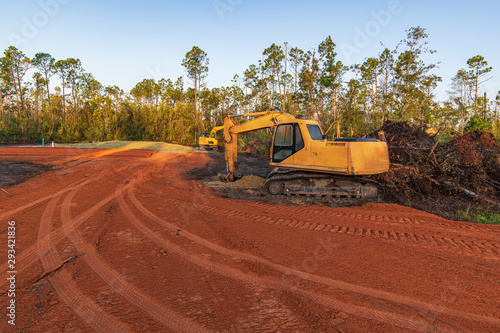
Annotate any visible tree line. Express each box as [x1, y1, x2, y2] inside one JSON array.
[[0, 26, 498, 145]]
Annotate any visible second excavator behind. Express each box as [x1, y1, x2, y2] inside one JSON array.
[[199, 126, 224, 150], [222, 111, 390, 203]]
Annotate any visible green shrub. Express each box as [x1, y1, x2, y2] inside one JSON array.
[[457, 205, 500, 225], [464, 115, 491, 132]]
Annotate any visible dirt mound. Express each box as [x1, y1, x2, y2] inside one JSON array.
[[62, 140, 197, 152], [233, 175, 265, 188], [203, 175, 266, 194]]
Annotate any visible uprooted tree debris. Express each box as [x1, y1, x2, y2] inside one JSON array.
[[370, 121, 500, 219]]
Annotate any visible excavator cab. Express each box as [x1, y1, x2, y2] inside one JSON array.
[[269, 120, 389, 176]]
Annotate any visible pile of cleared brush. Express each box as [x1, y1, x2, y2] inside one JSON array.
[[370, 121, 500, 218], [439, 130, 500, 197]]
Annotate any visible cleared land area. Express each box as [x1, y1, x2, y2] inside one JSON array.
[[0, 146, 499, 332]]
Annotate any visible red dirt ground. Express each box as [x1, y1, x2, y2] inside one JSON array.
[[0, 147, 499, 333]]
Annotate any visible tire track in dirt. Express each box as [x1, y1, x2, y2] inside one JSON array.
[[0, 149, 140, 223], [118, 181, 463, 332], [242, 199, 500, 236], [59, 180, 209, 333], [207, 182, 500, 236], [0, 178, 89, 222], [127, 179, 500, 327], [152, 169, 499, 247], [155, 193, 499, 259], [0, 172, 134, 291], [0, 150, 97, 202], [55, 149, 129, 169], [37, 183, 131, 333], [0, 178, 90, 290], [285, 206, 500, 237]]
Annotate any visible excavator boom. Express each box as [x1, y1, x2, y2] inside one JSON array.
[[223, 112, 297, 180]]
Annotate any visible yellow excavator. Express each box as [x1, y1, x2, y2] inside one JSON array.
[[199, 126, 223, 150], [223, 111, 389, 202]]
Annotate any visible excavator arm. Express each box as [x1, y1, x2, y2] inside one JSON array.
[[223, 111, 296, 180], [209, 126, 224, 139]]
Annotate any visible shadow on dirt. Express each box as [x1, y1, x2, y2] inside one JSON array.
[[0, 161, 53, 188]]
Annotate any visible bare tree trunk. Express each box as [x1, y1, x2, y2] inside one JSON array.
[[474, 71, 479, 115], [283, 43, 288, 111], [276, 69, 281, 109], [62, 82, 66, 123], [483, 92, 487, 120], [169, 107, 173, 142], [310, 50, 318, 120], [245, 85, 249, 114], [0, 91, 3, 121], [271, 76, 275, 109], [46, 76, 51, 108], [195, 71, 198, 113]]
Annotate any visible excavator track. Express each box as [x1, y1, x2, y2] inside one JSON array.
[[264, 169, 384, 204]]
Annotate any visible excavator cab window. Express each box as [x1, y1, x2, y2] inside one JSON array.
[[272, 124, 304, 162], [306, 124, 324, 140], [275, 124, 293, 146]]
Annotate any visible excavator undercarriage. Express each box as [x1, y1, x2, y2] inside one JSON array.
[[264, 169, 384, 203]]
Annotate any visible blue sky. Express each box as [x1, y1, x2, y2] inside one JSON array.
[[1, 0, 499, 101]]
